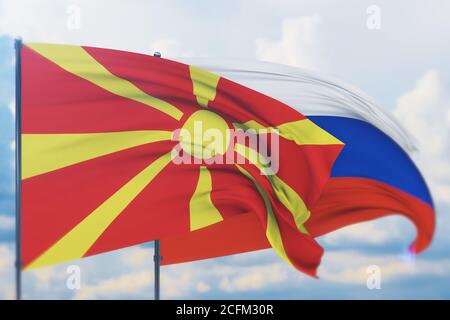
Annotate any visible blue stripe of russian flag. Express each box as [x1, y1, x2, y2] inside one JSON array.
[[309, 116, 433, 207]]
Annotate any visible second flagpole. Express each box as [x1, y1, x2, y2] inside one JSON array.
[[14, 38, 23, 301], [154, 239, 161, 300], [152, 51, 162, 301]]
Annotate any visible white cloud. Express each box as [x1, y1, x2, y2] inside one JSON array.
[[195, 281, 210, 293], [161, 269, 194, 298], [149, 38, 194, 59], [322, 216, 414, 247], [15, 247, 292, 299], [83, 247, 202, 299], [7, 100, 14, 118], [28, 266, 63, 293], [0, 0, 197, 56], [320, 250, 450, 285], [218, 263, 288, 293], [0, 244, 13, 273], [0, 0, 67, 40], [256, 15, 329, 72], [121, 246, 152, 268], [0, 242, 448, 299], [0, 244, 15, 299], [394, 69, 450, 205], [0, 214, 14, 230], [74, 270, 153, 300]]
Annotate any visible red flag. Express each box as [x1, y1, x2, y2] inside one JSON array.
[[20, 43, 343, 276]]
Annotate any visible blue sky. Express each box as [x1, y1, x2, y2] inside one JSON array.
[[0, 0, 449, 299]]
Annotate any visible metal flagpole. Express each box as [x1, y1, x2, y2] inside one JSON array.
[[153, 51, 162, 301], [14, 38, 23, 301], [153, 240, 161, 300]]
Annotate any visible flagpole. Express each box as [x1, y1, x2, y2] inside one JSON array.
[[154, 240, 161, 300], [14, 38, 23, 301], [152, 51, 162, 301]]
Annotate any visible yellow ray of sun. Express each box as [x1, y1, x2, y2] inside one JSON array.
[[189, 166, 223, 231], [26, 43, 183, 120], [234, 118, 343, 145], [235, 143, 310, 234], [236, 164, 293, 267], [25, 152, 173, 270], [189, 66, 220, 107], [22, 130, 173, 179]]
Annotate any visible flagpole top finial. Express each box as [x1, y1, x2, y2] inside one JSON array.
[[153, 51, 162, 58]]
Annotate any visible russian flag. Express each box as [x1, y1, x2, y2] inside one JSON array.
[[160, 60, 435, 265]]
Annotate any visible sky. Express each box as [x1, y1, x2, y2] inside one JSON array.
[[0, 0, 449, 299]]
